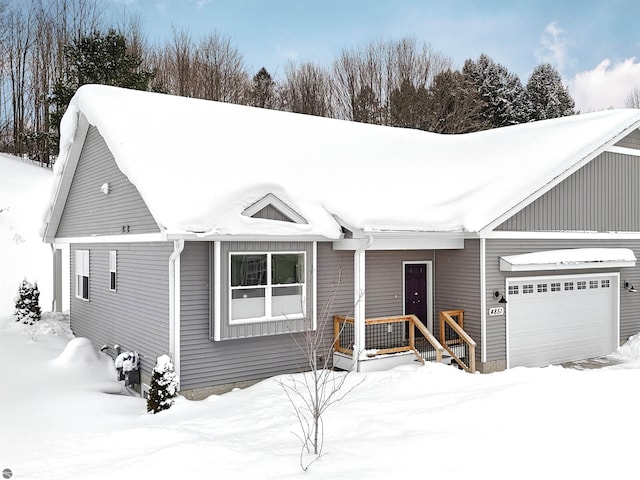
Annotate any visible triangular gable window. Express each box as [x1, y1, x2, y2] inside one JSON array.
[[242, 193, 307, 224]]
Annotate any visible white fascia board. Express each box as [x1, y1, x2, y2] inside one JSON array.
[[500, 258, 636, 272], [605, 145, 640, 157], [164, 233, 333, 242], [333, 236, 464, 251], [53, 233, 166, 244], [43, 113, 90, 243], [242, 193, 308, 224], [480, 118, 640, 236], [482, 230, 640, 240]]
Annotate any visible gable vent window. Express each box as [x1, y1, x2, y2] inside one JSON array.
[[109, 250, 117, 292], [75, 249, 89, 300], [230, 252, 306, 323]]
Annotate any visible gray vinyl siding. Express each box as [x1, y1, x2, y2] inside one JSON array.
[[70, 242, 173, 377], [217, 241, 315, 340], [179, 241, 336, 390], [365, 250, 434, 319], [252, 204, 294, 222], [615, 128, 640, 149], [496, 151, 640, 232], [434, 240, 482, 359], [56, 126, 159, 237], [485, 239, 640, 360]]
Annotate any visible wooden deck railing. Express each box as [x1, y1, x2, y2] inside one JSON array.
[[439, 310, 476, 373], [333, 314, 445, 364]]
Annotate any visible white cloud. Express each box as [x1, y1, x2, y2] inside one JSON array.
[[536, 21, 569, 72], [568, 58, 640, 112]]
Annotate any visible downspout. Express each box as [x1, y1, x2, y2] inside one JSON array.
[[169, 239, 185, 388], [50, 244, 62, 312], [353, 235, 374, 372]]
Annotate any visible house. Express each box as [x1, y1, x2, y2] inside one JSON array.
[[42, 84, 640, 399]]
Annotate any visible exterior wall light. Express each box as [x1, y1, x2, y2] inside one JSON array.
[[493, 290, 508, 304], [624, 281, 637, 293]]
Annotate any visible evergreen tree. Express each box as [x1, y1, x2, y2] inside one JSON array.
[[526, 63, 576, 121], [249, 67, 277, 108], [49, 29, 155, 153], [353, 85, 382, 124], [14, 279, 41, 325], [389, 78, 429, 129], [463, 54, 529, 129], [146, 355, 178, 414]]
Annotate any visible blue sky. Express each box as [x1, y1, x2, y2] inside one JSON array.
[[110, 0, 640, 111]]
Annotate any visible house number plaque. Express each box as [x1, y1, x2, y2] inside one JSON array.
[[488, 307, 504, 316]]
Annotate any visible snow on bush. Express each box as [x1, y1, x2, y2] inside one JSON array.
[[53, 337, 101, 367], [14, 278, 41, 325], [147, 354, 178, 414]]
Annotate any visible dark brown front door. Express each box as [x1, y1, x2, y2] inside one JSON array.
[[404, 263, 428, 327]]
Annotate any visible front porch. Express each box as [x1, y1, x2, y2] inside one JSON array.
[[333, 310, 476, 373]]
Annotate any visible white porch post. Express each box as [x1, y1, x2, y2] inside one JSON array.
[[353, 244, 367, 371]]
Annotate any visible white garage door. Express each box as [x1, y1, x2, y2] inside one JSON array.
[[507, 273, 619, 368]]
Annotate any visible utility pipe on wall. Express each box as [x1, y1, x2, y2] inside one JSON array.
[[169, 239, 185, 388]]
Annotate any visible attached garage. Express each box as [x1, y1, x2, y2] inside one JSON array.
[[506, 273, 620, 367]]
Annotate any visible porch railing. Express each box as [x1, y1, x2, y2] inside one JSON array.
[[439, 310, 476, 373], [333, 314, 444, 364]]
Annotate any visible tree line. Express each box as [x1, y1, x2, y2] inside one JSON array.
[[1, 0, 578, 165]]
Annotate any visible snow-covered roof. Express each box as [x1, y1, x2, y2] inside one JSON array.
[[45, 85, 640, 240], [500, 248, 637, 271]]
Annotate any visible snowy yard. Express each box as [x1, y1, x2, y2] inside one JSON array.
[[2, 154, 640, 479], [2, 311, 640, 479]]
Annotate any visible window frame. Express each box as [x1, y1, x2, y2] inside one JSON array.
[[228, 251, 307, 325], [109, 250, 117, 292], [75, 249, 89, 301]]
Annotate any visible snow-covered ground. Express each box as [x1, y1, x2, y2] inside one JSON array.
[[2, 154, 640, 479]]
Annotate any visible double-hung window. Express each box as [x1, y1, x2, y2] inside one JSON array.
[[230, 252, 306, 323], [109, 250, 117, 291], [75, 249, 89, 300]]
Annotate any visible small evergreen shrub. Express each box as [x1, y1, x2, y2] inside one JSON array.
[[14, 279, 42, 325], [146, 355, 178, 414]]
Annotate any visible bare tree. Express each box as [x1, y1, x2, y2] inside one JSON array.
[[281, 61, 334, 117], [277, 269, 363, 471], [625, 86, 640, 109]]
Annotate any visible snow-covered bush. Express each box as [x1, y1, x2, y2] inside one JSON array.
[[14, 279, 41, 325], [147, 355, 178, 414]]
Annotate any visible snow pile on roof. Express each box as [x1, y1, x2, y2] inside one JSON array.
[[501, 248, 637, 266], [50, 85, 640, 237]]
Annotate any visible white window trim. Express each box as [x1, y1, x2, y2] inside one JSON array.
[[75, 249, 89, 301], [109, 250, 117, 292], [229, 251, 307, 325]]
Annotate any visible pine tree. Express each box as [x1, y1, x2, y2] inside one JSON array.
[[526, 63, 576, 121], [463, 54, 529, 129], [146, 355, 178, 414], [389, 78, 429, 129], [49, 29, 155, 153], [250, 67, 277, 108], [14, 279, 41, 325]]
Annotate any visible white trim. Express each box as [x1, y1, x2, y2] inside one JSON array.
[[53, 233, 166, 244], [480, 238, 487, 363], [75, 249, 89, 300], [228, 251, 307, 324], [482, 230, 640, 240], [213, 241, 222, 341], [353, 247, 367, 368], [312, 241, 318, 331], [606, 145, 640, 157], [505, 272, 620, 369], [333, 237, 464, 251], [401, 261, 434, 332], [241, 193, 307, 224]]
